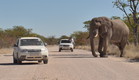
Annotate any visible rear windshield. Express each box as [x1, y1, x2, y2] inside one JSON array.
[[61, 40, 71, 43], [20, 39, 43, 46]]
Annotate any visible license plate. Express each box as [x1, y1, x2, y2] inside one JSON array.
[[30, 53, 40, 56], [63, 47, 70, 49]]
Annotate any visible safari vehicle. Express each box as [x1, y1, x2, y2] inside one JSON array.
[[59, 39, 74, 52], [13, 37, 48, 64]]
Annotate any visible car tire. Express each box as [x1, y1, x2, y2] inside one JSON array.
[[59, 48, 62, 52], [16, 53, 22, 64], [38, 60, 42, 63], [43, 58, 48, 64], [17, 59, 22, 64], [13, 57, 17, 64], [71, 48, 73, 52], [13, 53, 18, 64]]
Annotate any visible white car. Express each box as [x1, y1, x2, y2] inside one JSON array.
[[59, 39, 74, 52], [13, 37, 48, 64]]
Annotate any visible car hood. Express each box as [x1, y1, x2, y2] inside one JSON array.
[[19, 46, 46, 50]]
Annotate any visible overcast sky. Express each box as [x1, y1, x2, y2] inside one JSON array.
[[0, 0, 124, 37]]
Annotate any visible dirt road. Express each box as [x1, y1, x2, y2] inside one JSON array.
[[0, 46, 139, 80]]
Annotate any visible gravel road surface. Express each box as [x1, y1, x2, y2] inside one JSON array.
[[0, 46, 139, 80]]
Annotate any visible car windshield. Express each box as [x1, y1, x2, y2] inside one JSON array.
[[61, 40, 71, 43], [20, 39, 43, 46]]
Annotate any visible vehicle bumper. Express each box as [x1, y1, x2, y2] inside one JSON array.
[[59, 46, 73, 50], [18, 52, 48, 61]]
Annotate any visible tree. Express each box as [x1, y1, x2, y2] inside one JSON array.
[[123, 14, 135, 42], [59, 35, 69, 40], [113, 0, 139, 46], [5, 26, 32, 38], [83, 20, 91, 31], [0, 28, 4, 37], [111, 16, 121, 20], [0, 26, 48, 48], [46, 36, 58, 45], [71, 31, 89, 46]]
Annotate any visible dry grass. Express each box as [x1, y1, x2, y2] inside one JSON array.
[[76, 44, 139, 59], [0, 48, 13, 54], [75, 45, 98, 51], [107, 44, 120, 56], [108, 44, 139, 59], [75, 45, 91, 50], [124, 44, 139, 59]]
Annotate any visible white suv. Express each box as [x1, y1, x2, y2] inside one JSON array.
[[13, 37, 48, 64], [59, 39, 74, 52]]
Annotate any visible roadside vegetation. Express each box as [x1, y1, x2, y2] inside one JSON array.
[[0, 26, 47, 48]]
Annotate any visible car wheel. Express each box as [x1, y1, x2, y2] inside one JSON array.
[[13, 53, 17, 64], [13, 57, 17, 64], [16, 53, 22, 64], [71, 48, 73, 52], [38, 60, 42, 63], [43, 58, 48, 64], [59, 48, 62, 52], [17, 59, 22, 64]]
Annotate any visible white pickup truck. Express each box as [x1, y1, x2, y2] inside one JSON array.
[[13, 37, 48, 64], [59, 39, 74, 52]]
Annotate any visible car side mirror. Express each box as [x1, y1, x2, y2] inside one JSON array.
[[13, 44, 18, 47]]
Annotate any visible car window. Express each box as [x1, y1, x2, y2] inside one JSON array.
[[61, 40, 71, 43], [20, 39, 43, 46]]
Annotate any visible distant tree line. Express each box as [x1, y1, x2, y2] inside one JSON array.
[[0, 26, 48, 48], [0, 26, 90, 48]]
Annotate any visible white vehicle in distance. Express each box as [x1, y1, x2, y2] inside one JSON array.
[[13, 37, 48, 64], [59, 39, 74, 52]]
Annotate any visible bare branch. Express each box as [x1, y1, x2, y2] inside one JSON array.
[[113, 0, 139, 28], [130, 0, 134, 12]]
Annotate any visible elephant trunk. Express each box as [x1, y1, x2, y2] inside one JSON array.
[[90, 36, 98, 57]]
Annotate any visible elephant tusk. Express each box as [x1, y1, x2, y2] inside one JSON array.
[[94, 30, 98, 37], [94, 33, 98, 37]]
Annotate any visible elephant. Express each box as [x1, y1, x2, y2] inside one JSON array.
[[89, 17, 129, 57]]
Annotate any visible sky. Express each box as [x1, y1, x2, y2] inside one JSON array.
[[0, 0, 124, 38]]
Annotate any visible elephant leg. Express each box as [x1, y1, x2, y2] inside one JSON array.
[[118, 43, 126, 57], [90, 37, 98, 57], [98, 37, 103, 55], [100, 38, 109, 57]]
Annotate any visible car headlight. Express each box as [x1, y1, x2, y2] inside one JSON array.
[[69, 45, 72, 47], [41, 48, 47, 52]]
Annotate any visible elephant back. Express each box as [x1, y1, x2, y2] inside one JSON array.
[[111, 19, 129, 43]]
